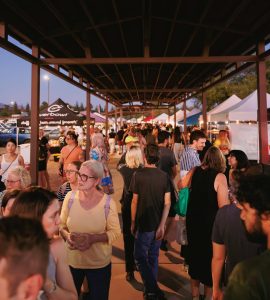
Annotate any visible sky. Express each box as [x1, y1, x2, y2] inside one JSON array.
[[0, 46, 107, 110]]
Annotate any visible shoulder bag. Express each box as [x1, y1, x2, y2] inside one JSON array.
[[174, 167, 196, 217]]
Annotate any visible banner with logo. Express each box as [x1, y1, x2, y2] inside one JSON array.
[[18, 98, 86, 127]]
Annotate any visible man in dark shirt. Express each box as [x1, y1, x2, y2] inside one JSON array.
[[157, 131, 177, 251], [224, 175, 270, 300], [212, 203, 264, 299], [130, 144, 171, 300], [116, 126, 125, 154]]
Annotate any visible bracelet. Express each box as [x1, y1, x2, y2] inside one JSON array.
[[46, 280, 57, 294]]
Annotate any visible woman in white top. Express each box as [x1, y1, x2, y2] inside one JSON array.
[[0, 138, 24, 188]]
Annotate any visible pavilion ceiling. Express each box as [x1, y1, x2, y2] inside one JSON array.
[[1, 0, 270, 108]]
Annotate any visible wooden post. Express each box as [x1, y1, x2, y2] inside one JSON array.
[[174, 103, 176, 128], [202, 90, 207, 131], [183, 99, 187, 137], [30, 45, 40, 185], [114, 108, 118, 132], [257, 40, 269, 164], [105, 100, 109, 138], [120, 108, 123, 127], [85, 85, 91, 160]]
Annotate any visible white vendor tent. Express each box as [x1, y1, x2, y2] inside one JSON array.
[[199, 94, 241, 123], [210, 90, 270, 160], [178, 108, 201, 121], [170, 109, 184, 121], [153, 113, 169, 123], [211, 90, 270, 122]]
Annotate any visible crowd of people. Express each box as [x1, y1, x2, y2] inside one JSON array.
[[0, 123, 269, 300]]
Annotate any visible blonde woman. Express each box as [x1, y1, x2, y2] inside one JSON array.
[[60, 160, 121, 300], [0, 166, 31, 205], [118, 145, 144, 281]]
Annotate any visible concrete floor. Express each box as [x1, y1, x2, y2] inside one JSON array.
[[48, 153, 191, 299], [0, 147, 191, 299]]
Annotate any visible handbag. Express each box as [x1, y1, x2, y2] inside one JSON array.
[[174, 167, 197, 217], [174, 187, 189, 217], [176, 216, 188, 245], [0, 175, 5, 192]]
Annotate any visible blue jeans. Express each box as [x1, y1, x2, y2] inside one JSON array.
[[134, 231, 161, 295], [70, 263, 111, 300]]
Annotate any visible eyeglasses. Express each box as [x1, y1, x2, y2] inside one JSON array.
[[65, 170, 77, 175], [5, 179, 21, 184], [77, 173, 96, 182]]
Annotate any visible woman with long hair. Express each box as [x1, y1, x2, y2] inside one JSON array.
[[60, 160, 121, 300], [227, 150, 249, 174], [10, 187, 77, 300], [172, 126, 186, 162], [184, 146, 229, 299], [118, 145, 144, 281], [59, 131, 84, 182]]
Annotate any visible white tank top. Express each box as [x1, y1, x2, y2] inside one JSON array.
[[0, 154, 20, 182]]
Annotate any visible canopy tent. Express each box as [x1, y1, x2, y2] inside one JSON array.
[[170, 109, 184, 121], [153, 113, 169, 123], [199, 94, 242, 123], [18, 98, 86, 127], [108, 116, 127, 123], [178, 108, 201, 121], [142, 116, 154, 122], [81, 111, 106, 123], [211, 90, 270, 122], [178, 112, 202, 126]]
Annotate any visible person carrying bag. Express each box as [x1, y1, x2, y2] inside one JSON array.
[[175, 167, 196, 245]]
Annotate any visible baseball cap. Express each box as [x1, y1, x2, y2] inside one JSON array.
[[125, 136, 139, 144]]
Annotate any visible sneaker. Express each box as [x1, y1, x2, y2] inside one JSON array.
[[126, 271, 135, 282], [160, 239, 168, 251]]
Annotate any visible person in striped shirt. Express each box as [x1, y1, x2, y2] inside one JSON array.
[[179, 130, 206, 178]]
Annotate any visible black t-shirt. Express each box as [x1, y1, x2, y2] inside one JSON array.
[[157, 146, 177, 178], [39, 136, 48, 160], [116, 129, 124, 141], [118, 165, 141, 206], [109, 132, 116, 139], [130, 167, 170, 232], [212, 204, 265, 283]]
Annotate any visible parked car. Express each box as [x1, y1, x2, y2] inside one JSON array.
[[0, 127, 31, 146], [45, 128, 61, 140]]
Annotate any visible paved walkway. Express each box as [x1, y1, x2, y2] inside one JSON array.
[[0, 145, 191, 300], [48, 153, 191, 299]]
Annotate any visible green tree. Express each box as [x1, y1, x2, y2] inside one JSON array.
[[13, 102, 20, 114], [193, 66, 262, 110], [79, 102, 85, 111], [0, 105, 10, 116], [25, 103, 30, 114], [40, 101, 48, 111], [74, 101, 80, 111]]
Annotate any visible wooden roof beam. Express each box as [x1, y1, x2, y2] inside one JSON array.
[[96, 88, 198, 93], [41, 55, 258, 65]]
